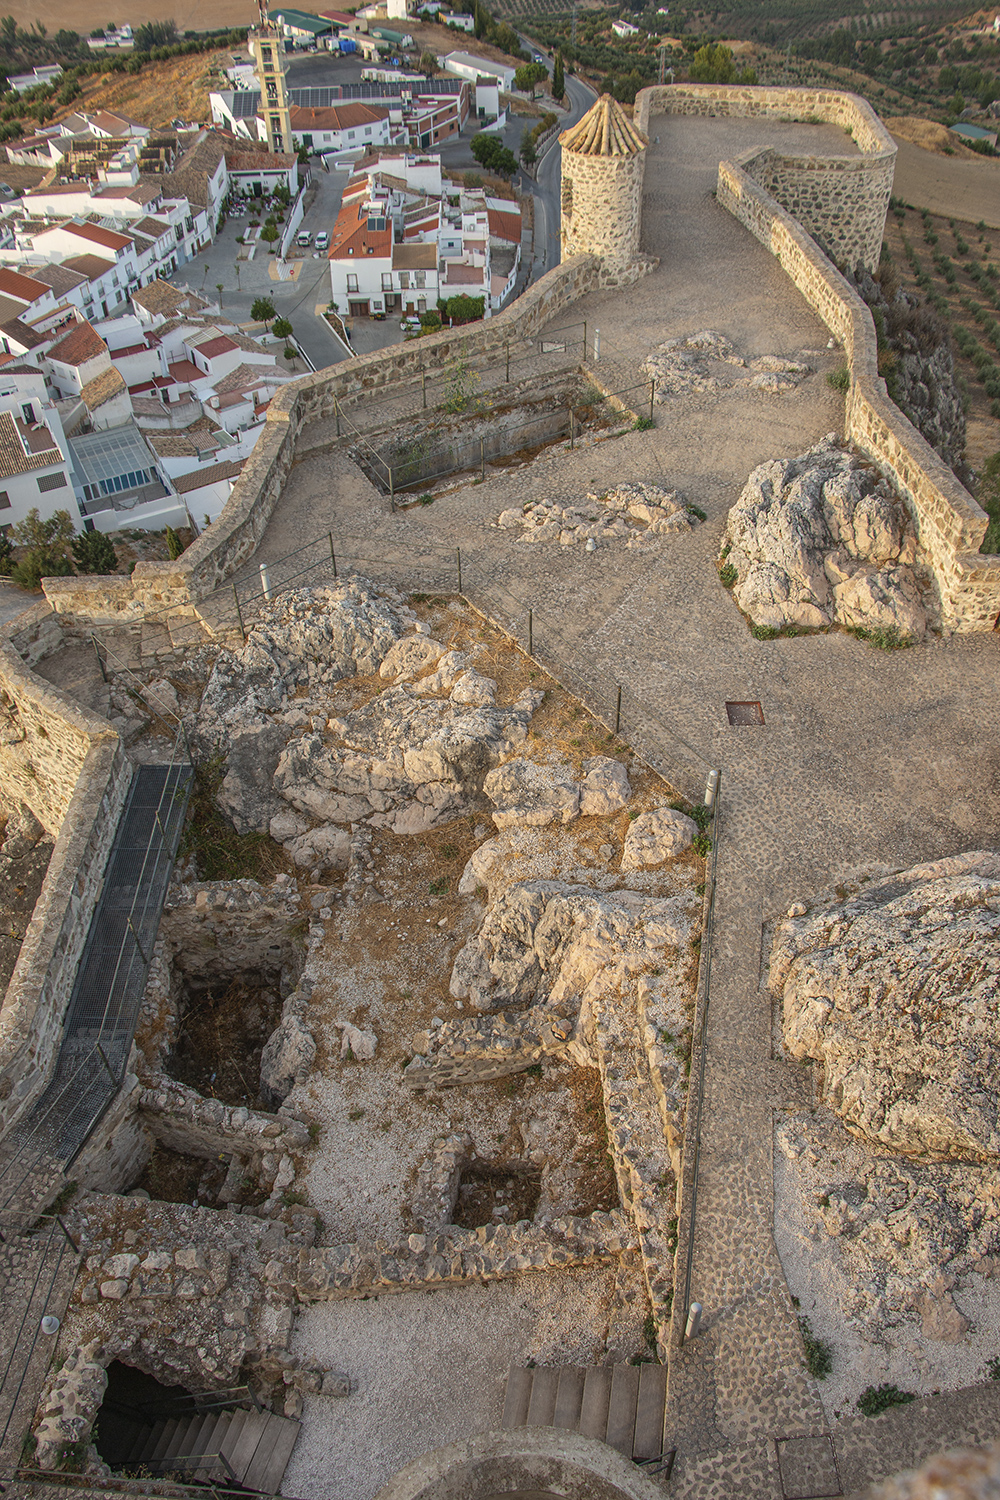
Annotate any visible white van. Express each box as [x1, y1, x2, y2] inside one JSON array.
[[314, 230, 330, 250], [296, 230, 312, 247]]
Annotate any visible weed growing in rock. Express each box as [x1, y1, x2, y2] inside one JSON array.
[[633, 415, 655, 431], [751, 624, 779, 640], [987, 1356, 1000, 1380], [847, 624, 915, 650], [693, 833, 712, 858], [857, 1384, 915, 1417], [718, 562, 737, 589], [827, 367, 850, 392], [182, 756, 291, 882], [643, 1312, 657, 1348], [686, 504, 708, 522], [798, 1316, 833, 1379]]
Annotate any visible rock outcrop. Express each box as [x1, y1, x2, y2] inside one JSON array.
[[772, 852, 1000, 1160], [622, 807, 697, 869], [643, 330, 810, 402], [483, 755, 631, 831], [497, 483, 695, 549], [722, 436, 928, 639]]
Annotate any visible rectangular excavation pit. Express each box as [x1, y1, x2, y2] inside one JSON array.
[[726, 700, 765, 726], [348, 371, 631, 497]]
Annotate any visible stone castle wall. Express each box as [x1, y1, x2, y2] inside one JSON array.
[[713, 150, 1000, 628], [635, 84, 895, 273], [561, 148, 645, 268], [0, 614, 133, 1138]]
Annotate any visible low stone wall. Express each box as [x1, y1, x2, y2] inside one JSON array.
[[714, 151, 1000, 629], [289, 1209, 637, 1301], [42, 255, 602, 631], [0, 630, 132, 1136], [635, 83, 895, 272], [403, 1008, 574, 1089], [138, 1074, 310, 1159]]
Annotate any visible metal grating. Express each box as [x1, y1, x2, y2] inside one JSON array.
[[726, 700, 765, 726], [0, 759, 192, 1212]]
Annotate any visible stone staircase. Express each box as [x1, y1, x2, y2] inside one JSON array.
[[501, 1362, 669, 1466], [115, 1406, 300, 1492]]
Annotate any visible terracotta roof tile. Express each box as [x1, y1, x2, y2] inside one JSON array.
[[48, 320, 108, 367], [0, 411, 62, 477], [80, 365, 126, 409], [173, 458, 243, 493]]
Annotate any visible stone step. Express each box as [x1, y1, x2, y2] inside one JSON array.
[[503, 1361, 667, 1463]]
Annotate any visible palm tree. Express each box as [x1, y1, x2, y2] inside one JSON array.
[[216, 282, 224, 308]]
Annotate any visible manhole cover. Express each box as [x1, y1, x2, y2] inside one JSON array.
[[726, 700, 765, 726]]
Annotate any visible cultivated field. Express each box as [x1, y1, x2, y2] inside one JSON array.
[[8, 0, 255, 33]]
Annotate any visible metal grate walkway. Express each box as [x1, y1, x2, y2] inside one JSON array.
[[0, 759, 192, 1216]]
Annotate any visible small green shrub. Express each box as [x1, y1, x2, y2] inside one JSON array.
[[418, 493, 434, 506], [799, 1316, 833, 1379], [718, 561, 737, 588], [847, 624, 915, 650], [751, 623, 779, 640], [643, 1311, 657, 1348], [857, 1384, 915, 1418], [986, 1355, 1000, 1380], [686, 504, 707, 522], [633, 415, 654, 430], [429, 877, 449, 896], [827, 367, 850, 392], [693, 833, 712, 858]]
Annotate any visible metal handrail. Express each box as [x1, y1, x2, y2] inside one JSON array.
[[678, 778, 722, 1342]]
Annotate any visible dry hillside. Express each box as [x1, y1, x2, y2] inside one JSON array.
[[47, 48, 239, 130], [9, 0, 254, 32]]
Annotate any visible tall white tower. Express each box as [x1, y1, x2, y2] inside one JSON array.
[[249, 0, 293, 156]]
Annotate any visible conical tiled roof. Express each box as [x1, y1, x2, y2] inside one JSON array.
[[559, 93, 648, 156]]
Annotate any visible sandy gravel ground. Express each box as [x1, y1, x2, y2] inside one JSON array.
[[888, 134, 1000, 229], [282, 1263, 649, 1500]]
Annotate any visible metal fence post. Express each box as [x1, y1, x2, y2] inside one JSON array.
[[615, 684, 622, 735], [91, 635, 107, 683], [568, 406, 574, 448], [505, 341, 510, 382], [649, 380, 655, 423], [456, 548, 462, 593], [232, 584, 245, 642], [480, 436, 485, 480], [334, 394, 341, 440], [594, 327, 600, 361], [389, 467, 395, 511], [422, 371, 427, 409], [259, 562, 272, 600], [329, 531, 337, 579], [528, 608, 533, 657], [582, 319, 587, 362]]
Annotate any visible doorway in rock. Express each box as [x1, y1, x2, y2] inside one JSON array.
[[95, 1362, 193, 1470]]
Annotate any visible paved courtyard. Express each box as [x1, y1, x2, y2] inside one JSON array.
[[184, 113, 1000, 1495]]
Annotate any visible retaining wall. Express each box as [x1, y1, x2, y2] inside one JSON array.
[[0, 618, 132, 1136], [714, 151, 1000, 628], [635, 83, 895, 272]]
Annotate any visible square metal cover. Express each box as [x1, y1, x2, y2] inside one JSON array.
[[776, 1434, 841, 1499], [726, 700, 765, 726]]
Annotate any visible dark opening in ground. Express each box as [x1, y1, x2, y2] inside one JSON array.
[[95, 1361, 192, 1470], [453, 1161, 542, 1228], [166, 969, 283, 1110], [132, 1142, 228, 1209]]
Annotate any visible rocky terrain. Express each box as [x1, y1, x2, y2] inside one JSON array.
[[847, 263, 969, 482], [771, 853, 1000, 1411], [772, 851, 1000, 1160], [642, 329, 811, 402], [495, 482, 698, 550], [0, 800, 53, 995], [721, 435, 930, 638]]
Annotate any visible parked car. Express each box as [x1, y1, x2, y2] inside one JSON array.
[[314, 230, 330, 250], [296, 230, 312, 247]]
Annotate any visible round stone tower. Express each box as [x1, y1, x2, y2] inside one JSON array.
[[559, 93, 648, 272]]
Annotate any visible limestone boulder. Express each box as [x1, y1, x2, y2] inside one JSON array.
[[339, 1022, 376, 1060], [484, 759, 580, 829], [772, 851, 1000, 1159], [215, 723, 293, 837], [450, 878, 693, 1014], [723, 436, 927, 639], [622, 808, 697, 869], [579, 756, 631, 817], [450, 670, 496, 707], [417, 650, 472, 695], [260, 1015, 316, 1105], [378, 635, 444, 682], [143, 678, 181, 720], [284, 823, 351, 871]]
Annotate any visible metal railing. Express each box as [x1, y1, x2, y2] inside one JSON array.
[[676, 776, 722, 1347], [0, 1212, 80, 1469]]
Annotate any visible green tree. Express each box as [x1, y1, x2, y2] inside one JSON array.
[[251, 297, 276, 326], [687, 42, 755, 85], [165, 525, 184, 560], [419, 48, 437, 76], [0, 530, 12, 575], [11, 508, 74, 589], [552, 49, 564, 102], [514, 61, 547, 97], [445, 293, 485, 324], [520, 130, 537, 166], [272, 316, 293, 341], [260, 224, 279, 250], [133, 19, 177, 50], [71, 529, 118, 574]]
